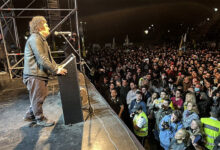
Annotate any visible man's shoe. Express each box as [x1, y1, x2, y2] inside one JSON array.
[[36, 118, 55, 127]]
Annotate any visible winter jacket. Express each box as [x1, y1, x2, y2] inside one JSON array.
[[23, 33, 58, 78], [159, 115, 183, 150], [182, 110, 199, 128]]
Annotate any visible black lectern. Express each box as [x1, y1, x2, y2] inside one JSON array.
[[58, 54, 83, 125]]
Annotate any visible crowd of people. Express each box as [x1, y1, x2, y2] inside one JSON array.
[[85, 46, 220, 150]]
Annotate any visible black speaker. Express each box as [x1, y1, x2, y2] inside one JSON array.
[[58, 54, 83, 125]]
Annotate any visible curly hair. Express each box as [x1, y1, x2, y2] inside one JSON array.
[[29, 16, 47, 34]]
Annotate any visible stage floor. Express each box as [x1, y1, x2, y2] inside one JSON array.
[[0, 76, 144, 150]]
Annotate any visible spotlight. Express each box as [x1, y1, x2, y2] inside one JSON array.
[[149, 27, 151, 29], [168, 30, 170, 33], [144, 30, 149, 34], [151, 24, 154, 27], [214, 8, 218, 12], [207, 18, 210, 21]]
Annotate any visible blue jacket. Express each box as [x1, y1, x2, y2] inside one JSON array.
[[159, 115, 183, 149], [182, 110, 199, 128], [129, 100, 147, 115]]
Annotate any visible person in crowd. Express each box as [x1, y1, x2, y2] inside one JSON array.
[[168, 77, 175, 95], [183, 76, 192, 93], [182, 101, 199, 128], [169, 128, 190, 150], [120, 79, 130, 105], [214, 135, 220, 150], [108, 88, 124, 118], [204, 80, 216, 99], [131, 74, 139, 85], [141, 85, 151, 104], [149, 79, 163, 94], [119, 78, 131, 126], [194, 83, 202, 102], [212, 88, 220, 108], [187, 119, 205, 150], [197, 92, 212, 118], [94, 67, 106, 89], [159, 110, 183, 150], [166, 64, 176, 80], [154, 91, 167, 109], [147, 92, 159, 112], [100, 76, 109, 99], [105, 83, 115, 102], [136, 68, 143, 82], [159, 72, 168, 89], [115, 80, 121, 95], [183, 92, 197, 110], [154, 98, 173, 141], [201, 107, 220, 150], [132, 104, 148, 146], [171, 89, 184, 110], [129, 91, 147, 115], [126, 82, 139, 106]]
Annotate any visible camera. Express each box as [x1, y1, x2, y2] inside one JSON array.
[[152, 105, 159, 111], [130, 111, 138, 118], [162, 121, 170, 129]]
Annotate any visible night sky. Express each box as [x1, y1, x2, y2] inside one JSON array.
[[2, 0, 220, 45], [77, 0, 220, 44]]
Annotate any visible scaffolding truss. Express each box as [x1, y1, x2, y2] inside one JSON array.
[[0, 0, 81, 79]]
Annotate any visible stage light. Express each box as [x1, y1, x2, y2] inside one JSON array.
[[214, 8, 218, 12], [144, 30, 149, 34], [149, 27, 151, 29], [168, 30, 170, 33], [151, 24, 154, 27], [24, 36, 28, 40], [207, 18, 210, 21]]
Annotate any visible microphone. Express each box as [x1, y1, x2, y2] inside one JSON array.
[[54, 31, 71, 36]]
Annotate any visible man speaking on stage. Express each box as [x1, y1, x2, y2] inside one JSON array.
[[23, 16, 67, 127]]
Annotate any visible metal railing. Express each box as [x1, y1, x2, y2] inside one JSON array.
[[0, 0, 82, 79]]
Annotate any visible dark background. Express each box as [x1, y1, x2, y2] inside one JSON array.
[[1, 0, 220, 45]]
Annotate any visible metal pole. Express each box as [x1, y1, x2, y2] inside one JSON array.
[[0, 19, 12, 79], [61, 34, 91, 72], [74, 0, 82, 71], [0, 12, 16, 44], [17, 0, 36, 16], [68, 0, 73, 33], [11, 57, 24, 69], [0, 0, 10, 9], [1, 8, 74, 11], [12, 67, 23, 69], [61, 34, 80, 58], [48, 9, 76, 36], [0, 16, 50, 19], [8, 53, 24, 55], [2, 0, 36, 29], [12, 18, 20, 48]]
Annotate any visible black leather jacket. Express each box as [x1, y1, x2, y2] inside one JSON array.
[[23, 33, 58, 78]]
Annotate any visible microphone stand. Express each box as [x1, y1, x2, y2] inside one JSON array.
[[60, 33, 93, 121], [60, 34, 91, 72]]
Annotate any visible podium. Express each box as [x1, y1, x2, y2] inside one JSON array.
[[58, 54, 83, 125]]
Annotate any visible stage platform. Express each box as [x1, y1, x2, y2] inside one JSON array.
[[0, 73, 144, 150]]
